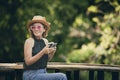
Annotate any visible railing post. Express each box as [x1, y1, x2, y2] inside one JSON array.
[[6, 71, 15, 80], [66, 71, 72, 80], [73, 70, 79, 80], [89, 70, 94, 80], [0, 71, 5, 80], [97, 71, 104, 80], [0, 62, 120, 80], [14, 69, 23, 80], [0, 70, 15, 80], [112, 71, 119, 80]]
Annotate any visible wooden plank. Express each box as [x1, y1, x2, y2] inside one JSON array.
[[0, 62, 120, 71], [47, 65, 120, 71], [0, 62, 120, 80], [48, 62, 120, 67]]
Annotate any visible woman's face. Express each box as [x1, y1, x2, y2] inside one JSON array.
[[30, 23, 45, 38]]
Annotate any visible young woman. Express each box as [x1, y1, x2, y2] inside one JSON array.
[[23, 16, 67, 80]]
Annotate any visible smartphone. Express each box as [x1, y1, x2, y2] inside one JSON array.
[[48, 42, 57, 48]]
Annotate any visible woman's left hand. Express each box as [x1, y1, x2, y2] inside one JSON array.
[[49, 47, 56, 54]]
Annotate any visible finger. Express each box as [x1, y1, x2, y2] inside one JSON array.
[[46, 45, 49, 48], [54, 47, 57, 49]]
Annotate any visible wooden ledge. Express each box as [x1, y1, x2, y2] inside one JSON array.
[[0, 62, 120, 71]]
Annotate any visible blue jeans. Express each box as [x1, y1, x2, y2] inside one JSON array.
[[23, 69, 67, 80]]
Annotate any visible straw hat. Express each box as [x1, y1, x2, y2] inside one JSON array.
[[27, 16, 50, 30], [27, 16, 51, 37]]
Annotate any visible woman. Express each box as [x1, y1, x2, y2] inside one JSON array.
[[23, 16, 67, 80]]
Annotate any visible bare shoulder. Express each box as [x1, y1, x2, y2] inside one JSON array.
[[25, 38, 34, 43], [24, 38, 34, 47]]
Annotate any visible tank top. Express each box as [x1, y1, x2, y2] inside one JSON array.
[[23, 38, 48, 70]]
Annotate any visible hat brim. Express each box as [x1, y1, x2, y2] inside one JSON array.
[[27, 20, 50, 30]]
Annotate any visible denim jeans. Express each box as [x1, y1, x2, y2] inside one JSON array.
[[23, 69, 67, 80]]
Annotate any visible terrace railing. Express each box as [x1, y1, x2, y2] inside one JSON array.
[[0, 62, 120, 80]]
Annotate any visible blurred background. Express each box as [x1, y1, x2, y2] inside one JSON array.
[[0, 0, 120, 65]]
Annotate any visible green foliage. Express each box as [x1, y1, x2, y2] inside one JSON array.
[[67, 0, 120, 65], [67, 43, 95, 63], [0, 0, 120, 65]]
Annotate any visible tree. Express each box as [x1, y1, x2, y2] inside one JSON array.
[[0, 0, 120, 65]]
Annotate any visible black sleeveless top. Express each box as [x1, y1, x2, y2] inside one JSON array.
[[23, 38, 48, 70]]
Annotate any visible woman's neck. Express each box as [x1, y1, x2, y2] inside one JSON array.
[[36, 36, 43, 40], [35, 36, 43, 40]]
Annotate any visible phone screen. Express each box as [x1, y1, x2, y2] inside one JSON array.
[[48, 42, 57, 48]]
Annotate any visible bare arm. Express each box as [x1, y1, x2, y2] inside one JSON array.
[[24, 38, 49, 66], [48, 48, 56, 61]]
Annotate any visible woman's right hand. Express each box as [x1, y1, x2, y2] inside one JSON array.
[[42, 46, 50, 54], [42, 46, 56, 54]]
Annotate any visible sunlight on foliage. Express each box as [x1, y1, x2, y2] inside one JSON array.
[[92, 17, 99, 23], [87, 5, 98, 13], [67, 1, 120, 65], [67, 43, 96, 63], [95, 46, 107, 55], [73, 15, 91, 29], [0, 0, 120, 66]]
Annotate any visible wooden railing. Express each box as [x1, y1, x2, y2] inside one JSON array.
[[0, 62, 120, 80]]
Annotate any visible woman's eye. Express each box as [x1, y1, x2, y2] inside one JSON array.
[[37, 26, 41, 29]]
